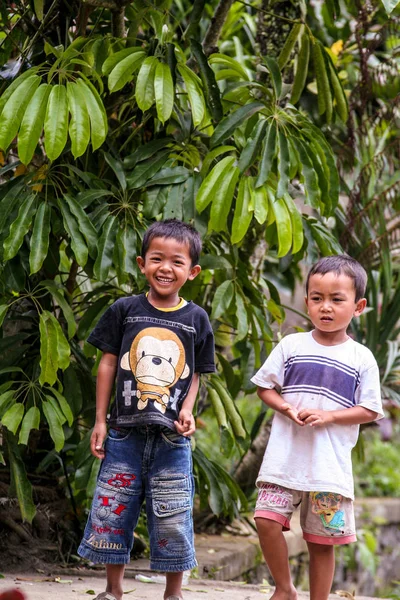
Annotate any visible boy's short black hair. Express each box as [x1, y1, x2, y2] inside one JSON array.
[[141, 219, 202, 266], [306, 255, 367, 302]]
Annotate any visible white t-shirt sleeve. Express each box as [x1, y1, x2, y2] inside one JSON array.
[[250, 341, 285, 390], [356, 360, 384, 419]]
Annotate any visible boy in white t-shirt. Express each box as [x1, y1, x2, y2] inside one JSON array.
[[251, 255, 383, 600]]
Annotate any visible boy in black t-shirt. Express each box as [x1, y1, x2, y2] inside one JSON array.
[[78, 220, 215, 600]]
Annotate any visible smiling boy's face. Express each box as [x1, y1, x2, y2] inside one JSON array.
[[136, 236, 201, 308], [305, 272, 366, 345]]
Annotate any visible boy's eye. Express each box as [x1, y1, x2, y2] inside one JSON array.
[[333, 298, 343, 302]]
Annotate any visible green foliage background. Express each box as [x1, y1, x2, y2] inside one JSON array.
[[0, 0, 399, 538]]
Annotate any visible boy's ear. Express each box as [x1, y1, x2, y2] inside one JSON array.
[[354, 297, 367, 317], [188, 264, 201, 280], [136, 256, 145, 272]]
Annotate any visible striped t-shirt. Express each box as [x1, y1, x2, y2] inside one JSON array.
[[251, 331, 383, 499]]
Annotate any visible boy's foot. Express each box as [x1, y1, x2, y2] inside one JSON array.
[[94, 593, 118, 600], [270, 587, 298, 600], [165, 597, 182, 600]]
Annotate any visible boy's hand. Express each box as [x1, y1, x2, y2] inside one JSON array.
[[175, 409, 195, 436], [281, 403, 305, 426], [298, 408, 333, 427], [91, 422, 107, 459]]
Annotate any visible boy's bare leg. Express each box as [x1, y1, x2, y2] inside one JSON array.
[[164, 571, 183, 599], [255, 518, 297, 600], [307, 541, 335, 600], [105, 564, 125, 600]]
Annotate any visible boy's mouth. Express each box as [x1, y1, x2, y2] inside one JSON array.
[[156, 276, 174, 284], [320, 316, 333, 322]]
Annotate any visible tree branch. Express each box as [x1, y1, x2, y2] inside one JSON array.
[[202, 0, 234, 56]]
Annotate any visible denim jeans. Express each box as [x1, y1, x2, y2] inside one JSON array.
[[78, 425, 196, 571]]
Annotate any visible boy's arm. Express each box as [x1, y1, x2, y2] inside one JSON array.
[[298, 405, 378, 427], [174, 373, 199, 436], [257, 387, 304, 426], [90, 352, 118, 459]]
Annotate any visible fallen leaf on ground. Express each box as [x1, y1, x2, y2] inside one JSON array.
[[335, 591, 356, 598]]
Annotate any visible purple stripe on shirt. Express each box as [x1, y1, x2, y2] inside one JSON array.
[[283, 359, 358, 406]]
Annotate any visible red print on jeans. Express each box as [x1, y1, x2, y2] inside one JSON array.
[[97, 495, 128, 520], [108, 473, 136, 488], [158, 538, 168, 548]]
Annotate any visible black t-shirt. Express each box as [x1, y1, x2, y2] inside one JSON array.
[[87, 294, 216, 430]]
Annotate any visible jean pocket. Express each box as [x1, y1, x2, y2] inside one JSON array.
[[108, 427, 131, 441], [153, 494, 191, 518], [160, 428, 190, 447]]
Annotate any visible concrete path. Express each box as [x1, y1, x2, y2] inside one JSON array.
[[0, 573, 382, 600]]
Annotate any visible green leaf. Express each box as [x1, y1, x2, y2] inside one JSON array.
[[124, 138, 173, 169], [296, 138, 321, 209], [67, 81, 90, 159], [19, 406, 40, 445], [44, 84, 69, 161], [108, 50, 146, 92], [59, 199, 88, 267], [136, 56, 158, 111], [381, 0, 400, 15], [39, 311, 59, 386], [0, 75, 41, 151], [189, 39, 223, 122], [126, 151, 170, 189], [255, 119, 277, 187], [6, 432, 36, 522], [262, 56, 282, 100], [277, 128, 290, 198], [3, 193, 37, 261], [102, 47, 145, 76], [1, 403, 24, 435], [94, 215, 118, 281], [209, 54, 249, 80], [29, 202, 51, 274], [210, 102, 264, 148], [154, 61, 174, 124], [238, 118, 267, 173], [0, 68, 39, 115], [291, 29, 310, 104], [0, 390, 16, 417], [231, 177, 253, 244], [49, 388, 74, 426], [45, 394, 66, 425], [103, 152, 126, 191], [42, 400, 64, 452], [0, 305, 9, 328], [163, 183, 184, 220], [235, 289, 248, 342], [115, 225, 137, 283], [283, 193, 303, 254], [268, 193, 292, 257], [76, 79, 108, 151], [177, 64, 206, 127], [209, 165, 240, 232], [200, 145, 236, 178], [211, 280, 234, 319], [278, 23, 302, 70], [148, 166, 190, 186], [40, 281, 76, 339], [196, 155, 235, 213], [18, 84, 51, 165], [64, 194, 98, 258], [254, 186, 269, 224], [52, 316, 71, 371]]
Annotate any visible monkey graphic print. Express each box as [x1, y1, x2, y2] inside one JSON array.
[[87, 294, 215, 431]]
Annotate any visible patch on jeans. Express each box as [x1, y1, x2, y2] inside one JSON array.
[[107, 472, 136, 487], [86, 534, 123, 550], [153, 495, 191, 518], [310, 492, 345, 533], [257, 483, 290, 509], [96, 494, 128, 521]]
